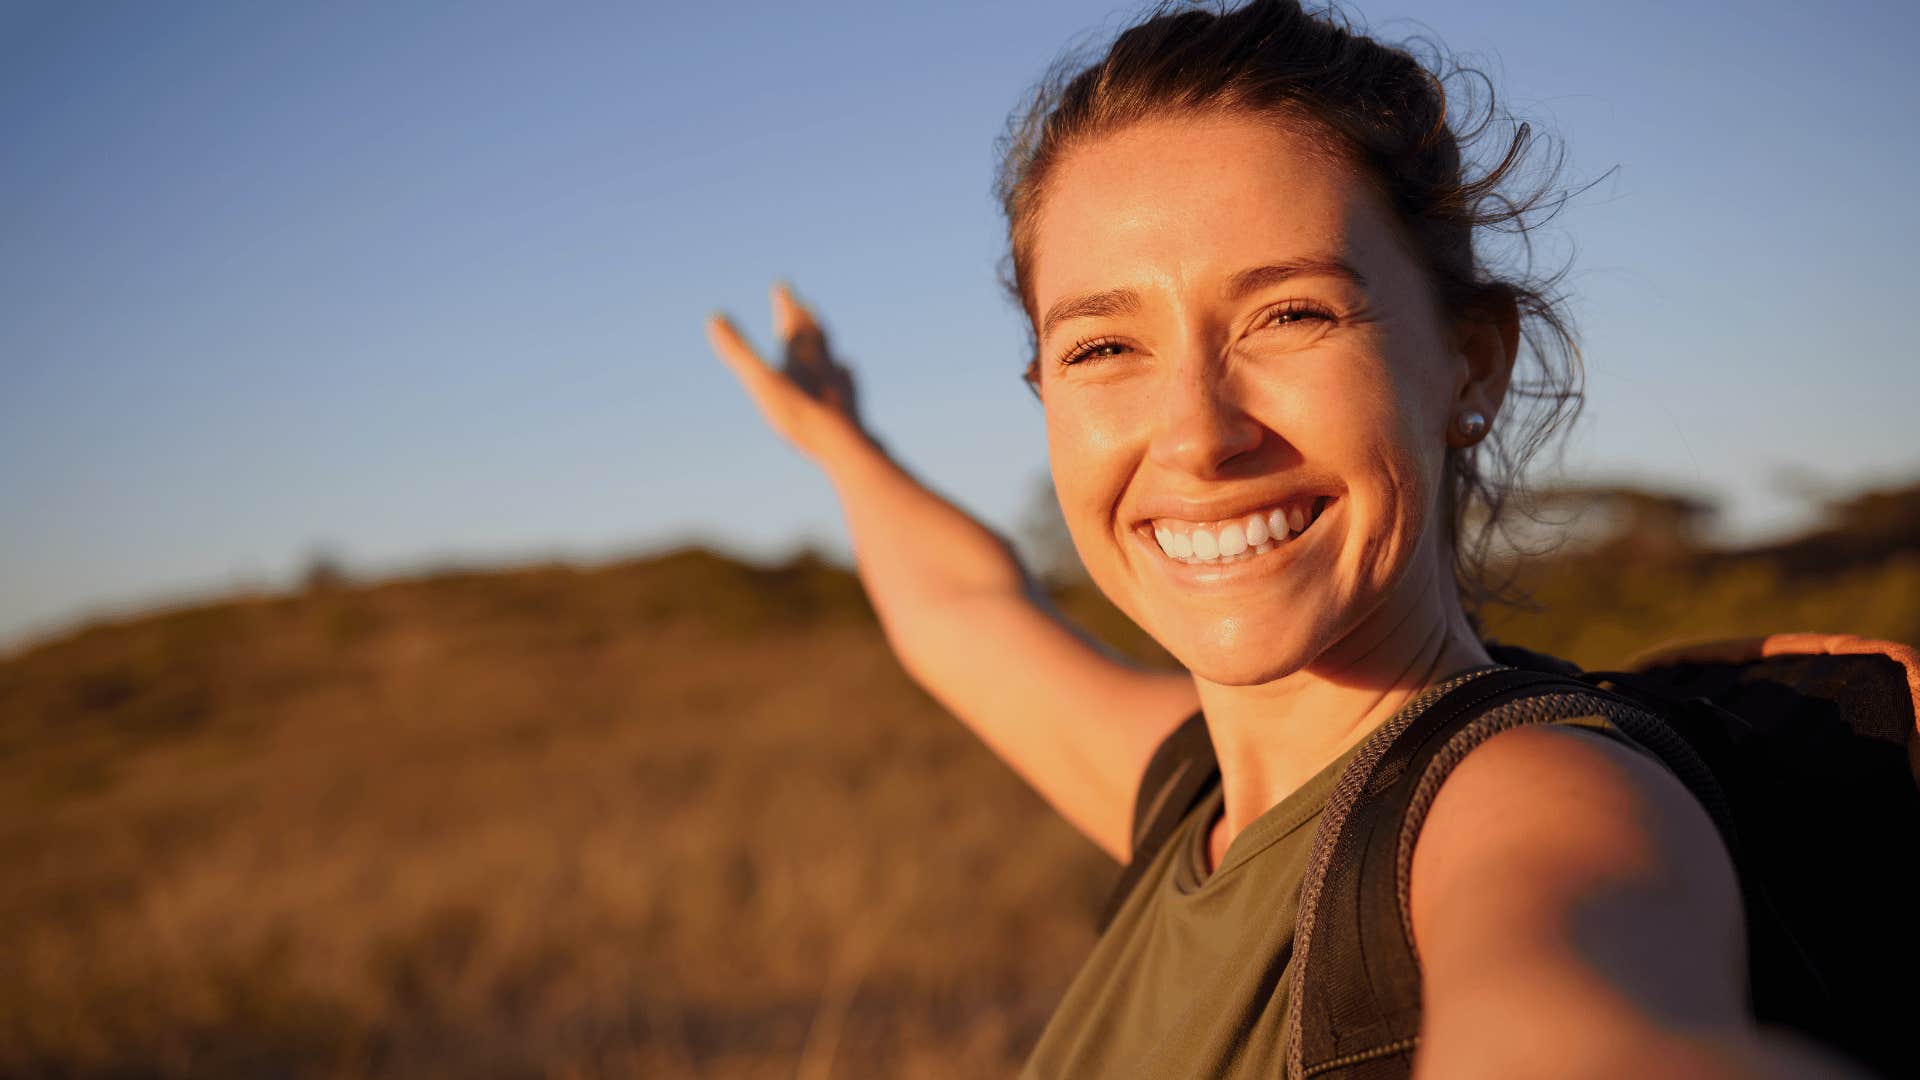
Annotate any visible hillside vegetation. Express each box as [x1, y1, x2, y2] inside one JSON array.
[[3, 484, 1916, 1078]]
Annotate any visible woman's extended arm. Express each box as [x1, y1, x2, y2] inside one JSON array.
[[705, 284, 1199, 862], [1409, 726, 1870, 1078]]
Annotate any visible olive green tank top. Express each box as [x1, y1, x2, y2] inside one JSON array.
[[1020, 707, 1637, 1080]]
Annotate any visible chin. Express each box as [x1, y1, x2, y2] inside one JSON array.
[[1143, 607, 1331, 687], [1181, 652, 1305, 688]]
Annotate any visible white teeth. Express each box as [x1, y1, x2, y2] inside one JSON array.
[[1151, 498, 1332, 565], [1245, 513, 1269, 546]]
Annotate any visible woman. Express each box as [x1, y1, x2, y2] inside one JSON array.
[[707, 2, 1864, 1075]]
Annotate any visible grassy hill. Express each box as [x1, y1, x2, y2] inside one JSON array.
[[1, 550, 1128, 1078], [2, 489, 1916, 1078]]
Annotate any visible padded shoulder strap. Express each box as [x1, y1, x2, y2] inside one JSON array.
[[1097, 710, 1216, 932], [1285, 668, 1605, 1079]]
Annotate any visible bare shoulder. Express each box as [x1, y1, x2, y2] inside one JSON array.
[[1412, 723, 1737, 904], [1407, 722, 1751, 1076]]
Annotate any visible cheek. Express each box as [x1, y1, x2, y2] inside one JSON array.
[[1042, 402, 1125, 541], [1382, 327, 1458, 465], [1373, 440, 1432, 554], [1041, 392, 1155, 614], [1309, 366, 1445, 572], [1363, 409, 1453, 587]]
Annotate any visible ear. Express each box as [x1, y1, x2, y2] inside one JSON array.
[[1448, 285, 1520, 440]]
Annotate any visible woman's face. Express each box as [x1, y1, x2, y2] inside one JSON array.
[[1030, 112, 1480, 686]]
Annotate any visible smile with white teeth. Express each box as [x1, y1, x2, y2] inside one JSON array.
[[1149, 496, 1331, 565]]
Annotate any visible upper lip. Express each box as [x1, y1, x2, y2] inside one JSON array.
[[1130, 488, 1334, 527]]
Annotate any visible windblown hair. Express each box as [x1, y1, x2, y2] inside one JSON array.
[[994, 0, 1584, 618]]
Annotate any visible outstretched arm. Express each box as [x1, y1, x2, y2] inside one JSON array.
[[1410, 726, 1869, 1078], [706, 284, 1198, 861]]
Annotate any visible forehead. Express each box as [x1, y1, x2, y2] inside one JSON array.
[[1029, 112, 1406, 314]]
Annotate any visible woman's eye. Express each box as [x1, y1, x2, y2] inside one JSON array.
[[1056, 304, 1331, 367], [1263, 301, 1335, 328], [1059, 337, 1129, 366]]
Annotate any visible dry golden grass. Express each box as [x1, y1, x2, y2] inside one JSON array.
[[0, 551, 1129, 1077], [2, 528, 1916, 1078]]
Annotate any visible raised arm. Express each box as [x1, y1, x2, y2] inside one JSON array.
[[705, 283, 1199, 861]]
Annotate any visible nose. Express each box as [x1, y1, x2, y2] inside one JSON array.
[[1147, 365, 1266, 479]]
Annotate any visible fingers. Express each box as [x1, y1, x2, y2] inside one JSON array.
[[773, 282, 835, 397], [709, 285, 866, 455], [771, 281, 815, 339], [705, 312, 782, 399]]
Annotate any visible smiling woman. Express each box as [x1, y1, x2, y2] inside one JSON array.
[[1024, 112, 1492, 696], [706, 1, 1876, 1077]]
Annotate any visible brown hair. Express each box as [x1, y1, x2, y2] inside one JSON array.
[[994, 0, 1584, 617]]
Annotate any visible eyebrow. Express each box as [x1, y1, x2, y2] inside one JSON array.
[[1038, 288, 1141, 345], [1227, 256, 1368, 298], [1038, 256, 1369, 343]]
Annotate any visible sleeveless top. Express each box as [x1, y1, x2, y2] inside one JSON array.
[[1018, 699, 1645, 1080]]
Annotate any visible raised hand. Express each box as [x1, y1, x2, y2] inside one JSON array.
[[703, 278, 1197, 865], [707, 283, 869, 463]]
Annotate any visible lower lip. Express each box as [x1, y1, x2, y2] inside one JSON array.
[[1138, 500, 1337, 583]]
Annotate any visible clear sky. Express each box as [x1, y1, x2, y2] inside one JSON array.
[[4, 0, 1917, 650]]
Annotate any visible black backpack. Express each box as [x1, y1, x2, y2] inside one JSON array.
[[1102, 635, 1920, 1078]]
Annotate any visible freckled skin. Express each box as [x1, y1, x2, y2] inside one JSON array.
[[1030, 113, 1469, 686]]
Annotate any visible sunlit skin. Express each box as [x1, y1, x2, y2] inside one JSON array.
[[1028, 111, 1513, 864], [705, 108, 1863, 1076]]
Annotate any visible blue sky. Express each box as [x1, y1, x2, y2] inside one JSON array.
[[3, 0, 1917, 650]]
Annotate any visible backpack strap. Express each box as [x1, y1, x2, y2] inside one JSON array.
[[1097, 709, 1216, 932], [1283, 667, 1696, 1080]]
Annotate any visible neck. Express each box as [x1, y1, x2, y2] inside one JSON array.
[[1194, 562, 1492, 857]]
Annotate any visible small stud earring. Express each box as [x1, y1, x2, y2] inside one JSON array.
[[1454, 409, 1489, 445]]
